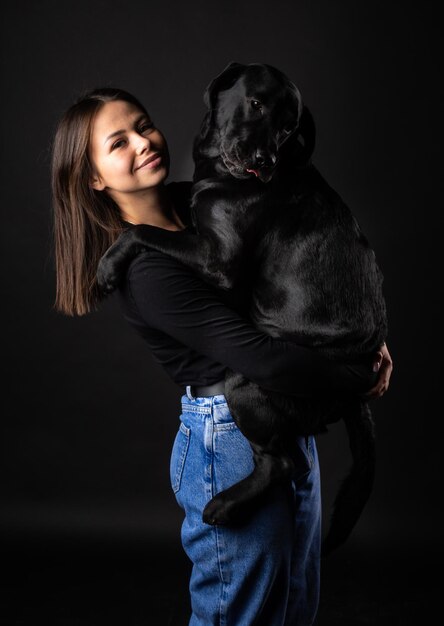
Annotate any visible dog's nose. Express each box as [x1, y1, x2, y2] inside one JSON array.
[[254, 150, 277, 168]]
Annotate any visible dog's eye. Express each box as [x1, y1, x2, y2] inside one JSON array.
[[250, 99, 262, 111]]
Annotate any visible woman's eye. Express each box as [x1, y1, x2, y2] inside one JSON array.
[[139, 122, 154, 134], [251, 100, 262, 111], [111, 139, 126, 150]]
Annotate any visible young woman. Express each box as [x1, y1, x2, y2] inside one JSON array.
[[51, 87, 392, 626]]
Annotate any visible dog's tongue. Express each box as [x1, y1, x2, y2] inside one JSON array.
[[246, 168, 260, 177]]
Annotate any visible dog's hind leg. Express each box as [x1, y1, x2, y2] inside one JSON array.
[[202, 372, 295, 526], [203, 437, 295, 526]]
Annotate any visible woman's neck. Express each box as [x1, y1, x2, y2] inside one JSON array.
[[116, 184, 185, 231]]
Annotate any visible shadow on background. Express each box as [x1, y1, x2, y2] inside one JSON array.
[[0, 529, 439, 625]]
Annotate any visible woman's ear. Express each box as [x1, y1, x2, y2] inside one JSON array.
[[90, 174, 105, 191]]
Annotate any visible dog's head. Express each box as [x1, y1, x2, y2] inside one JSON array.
[[201, 62, 315, 183]]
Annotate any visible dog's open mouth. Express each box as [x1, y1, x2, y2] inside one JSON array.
[[221, 147, 276, 183], [246, 168, 260, 177], [245, 167, 275, 184]]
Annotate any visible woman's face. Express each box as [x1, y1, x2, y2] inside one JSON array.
[[89, 100, 170, 200]]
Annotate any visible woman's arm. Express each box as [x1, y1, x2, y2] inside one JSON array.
[[126, 250, 386, 398]]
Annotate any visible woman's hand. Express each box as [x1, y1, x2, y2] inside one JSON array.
[[364, 342, 393, 399]]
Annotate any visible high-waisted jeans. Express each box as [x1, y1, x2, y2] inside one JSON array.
[[169, 387, 322, 626]]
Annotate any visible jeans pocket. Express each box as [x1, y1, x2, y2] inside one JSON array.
[[170, 422, 190, 494], [213, 422, 255, 494]]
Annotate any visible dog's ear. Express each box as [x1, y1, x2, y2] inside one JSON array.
[[295, 105, 316, 165], [196, 62, 247, 143], [203, 62, 246, 110], [280, 104, 316, 167]]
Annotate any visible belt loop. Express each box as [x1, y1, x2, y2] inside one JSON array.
[[186, 385, 194, 400]]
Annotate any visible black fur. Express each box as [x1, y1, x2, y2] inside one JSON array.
[[97, 63, 387, 555]]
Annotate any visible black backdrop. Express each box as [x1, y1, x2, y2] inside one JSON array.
[[1, 0, 442, 599]]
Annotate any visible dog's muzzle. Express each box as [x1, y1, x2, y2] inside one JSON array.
[[245, 166, 276, 183], [221, 150, 277, 183], [221, 139, 277, 183]]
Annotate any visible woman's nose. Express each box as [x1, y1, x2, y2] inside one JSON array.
[[135, 135, 150, 154]]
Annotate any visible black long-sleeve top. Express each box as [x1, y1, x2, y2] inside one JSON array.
[[117, 182, 376, 397]]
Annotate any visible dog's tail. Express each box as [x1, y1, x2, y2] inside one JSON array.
[[321, 400, 375, 557]]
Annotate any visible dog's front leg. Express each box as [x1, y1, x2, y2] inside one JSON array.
[[97, 224, 235, 294]]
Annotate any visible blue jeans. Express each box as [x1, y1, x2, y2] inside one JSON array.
[[170, 387, 322, 626]]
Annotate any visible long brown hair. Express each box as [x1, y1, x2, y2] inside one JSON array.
[[51, 87, 149, 316]]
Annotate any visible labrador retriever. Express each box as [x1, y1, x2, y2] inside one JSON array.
[[97, 62, 388, 555]]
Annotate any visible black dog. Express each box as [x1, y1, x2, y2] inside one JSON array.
[[97, 62, 388, 555]]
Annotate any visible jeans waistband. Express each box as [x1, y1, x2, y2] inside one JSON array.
[[181, 388, 231, 424], [191, 380, 225, 397]]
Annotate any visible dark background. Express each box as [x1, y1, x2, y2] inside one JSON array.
[[1, 1, 442, 624]]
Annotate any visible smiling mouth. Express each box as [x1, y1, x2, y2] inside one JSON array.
[[136, 153, 162, 171]]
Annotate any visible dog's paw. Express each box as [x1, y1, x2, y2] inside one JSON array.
[[202, 494, 241, 526], [202, 496, 230, 526], [96, 255, 123, 295]]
